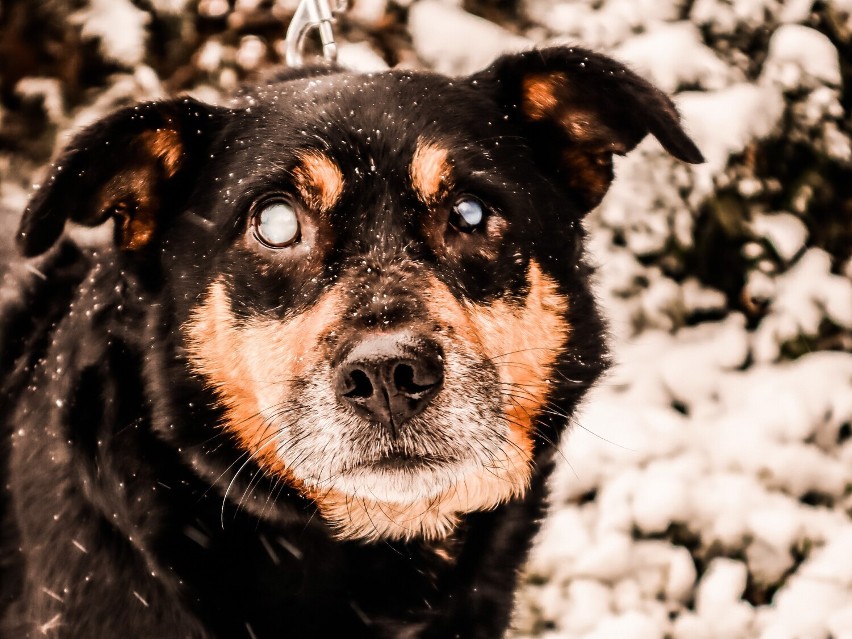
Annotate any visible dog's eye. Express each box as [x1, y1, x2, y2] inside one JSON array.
[[449, 198, 486, 233], [253, 201, 300, 248]]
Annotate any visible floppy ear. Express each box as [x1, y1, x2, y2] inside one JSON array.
[[17, 98, 228, 257], [468, 47, 703, 211]]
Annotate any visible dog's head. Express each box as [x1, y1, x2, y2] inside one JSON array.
[[18, 48, 701, 541]]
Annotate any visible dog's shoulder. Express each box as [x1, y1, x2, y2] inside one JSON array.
[[0, 239, 89, 627]]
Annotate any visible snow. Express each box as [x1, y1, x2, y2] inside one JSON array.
[[677, 84, 786, 174], [149, 0, 192, 14], [197, 40, 226, 73], [691, 0, 784, 33], [749, 212, 808, 263], [778, 0, 818, 23], [694, 558, 748, 616], [72, 0, 150, 67], [517, 344, 852, 637], [15, 79, 65, 125], [348, 0, 390, 27], [752, 250, 852, 361], [612, 22, 737, 92], [409, 0, 532, 75], [337, 42, 390, 72], [528, 0, 683, 49], [236, 36, 268, 72], [762, 25, 842, 89], [759, 529, 852, 637]]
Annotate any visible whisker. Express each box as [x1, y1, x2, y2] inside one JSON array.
[[485, 346, 561, 361], [568, 414, 636, 451]]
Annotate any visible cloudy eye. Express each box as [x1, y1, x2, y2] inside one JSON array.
[[449, 197, 486, 233], [253, 201, 300, 248]]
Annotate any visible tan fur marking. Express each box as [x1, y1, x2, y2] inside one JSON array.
[[411, 139, 452, 205], [98, 164, 159, 251], [113, 198, 156, 251], [182, 263, 569, 542], [430, 260, 570, 440], [94, 128, 184, 251], [523, 73, 607, 146], [522, 74, 620, 206], [470, 262, 570, 433], [142, 128, 184, 178], [558, 109, 596, 145], [183, 279, 343, 479], [292, 151, 344, 212], [562, 148, 613, 208], [521, 73, 564, 121], [312, 260, 571, 541]]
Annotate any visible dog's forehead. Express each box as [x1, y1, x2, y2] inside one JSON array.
[[234, 71, 501, 160]]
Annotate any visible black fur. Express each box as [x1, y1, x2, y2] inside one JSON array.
[[1, 48, 700, 638]]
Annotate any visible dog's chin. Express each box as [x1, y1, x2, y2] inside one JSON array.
[[311, 457, 474, 504]]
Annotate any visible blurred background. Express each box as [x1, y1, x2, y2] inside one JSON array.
[[0, 0, 850, 637]]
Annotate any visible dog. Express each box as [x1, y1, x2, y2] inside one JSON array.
[[0, 47, 701, 638]]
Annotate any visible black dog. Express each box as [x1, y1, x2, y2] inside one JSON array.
[[0, 47, 701, 638]]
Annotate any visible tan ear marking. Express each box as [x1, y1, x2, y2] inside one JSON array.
[[411, 139, 452, 205], [96, 164, 159, 251], [114, 198, 157, 251], [292, 151, 345, 212], [561, 148, 613, 208], [90, 128, 186, 251], [521, 73, 565, 121], [523, 74, 609, 146], [142, 128, 184, 178]]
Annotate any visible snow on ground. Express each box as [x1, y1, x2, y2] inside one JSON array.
[[1, 0, 851, 637]]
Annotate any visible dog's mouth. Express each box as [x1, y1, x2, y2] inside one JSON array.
[[314, 445, 480, 508], [360, 451, 458, 472]]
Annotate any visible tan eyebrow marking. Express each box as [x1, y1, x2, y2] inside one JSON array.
[[410, 138, 452, 205], [292, 150, 344, 212]]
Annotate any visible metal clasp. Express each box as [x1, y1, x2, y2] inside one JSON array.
[[284, 0, 347, 67]]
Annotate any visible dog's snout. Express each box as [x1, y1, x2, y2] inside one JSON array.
[[335, 334, 444, 435]]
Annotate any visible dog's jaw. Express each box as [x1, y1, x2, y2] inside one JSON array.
[[306, 442, 532, 541], [182, 260, 570, 541]]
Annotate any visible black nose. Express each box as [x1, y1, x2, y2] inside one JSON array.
[[335, 334, 444, 436]]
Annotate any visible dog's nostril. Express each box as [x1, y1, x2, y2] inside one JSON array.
[[344, 369, 374, 399], [393, 363, 416, 393], [392, 362, 441, 397]]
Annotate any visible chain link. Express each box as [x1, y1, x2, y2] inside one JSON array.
[[284, 0, 348, 67]]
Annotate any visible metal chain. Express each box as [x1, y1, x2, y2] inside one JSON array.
[[284, 0, 348, 67]]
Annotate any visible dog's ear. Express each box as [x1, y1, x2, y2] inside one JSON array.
[[17, 98, 228, 257], [468, 47, 703, 211]]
